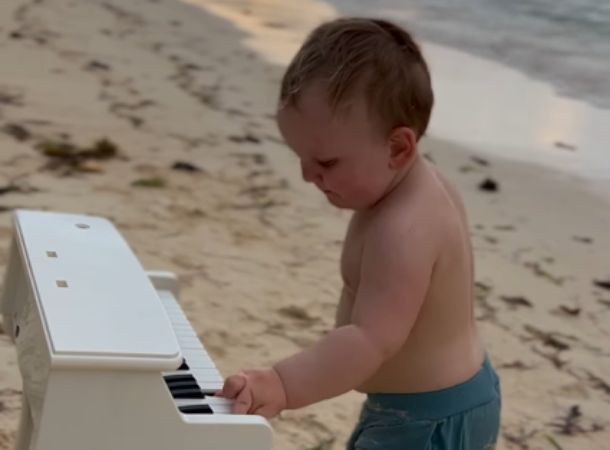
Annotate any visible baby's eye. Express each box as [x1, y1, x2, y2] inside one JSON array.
[[318, 158, 338, 169]]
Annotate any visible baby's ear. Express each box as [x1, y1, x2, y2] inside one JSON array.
[[388, 126, 417, 169]]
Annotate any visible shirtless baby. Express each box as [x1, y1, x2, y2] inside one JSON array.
[[218, 17, 501, 450]]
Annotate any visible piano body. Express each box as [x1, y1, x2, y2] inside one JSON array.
[[0, 209, 273, 450]]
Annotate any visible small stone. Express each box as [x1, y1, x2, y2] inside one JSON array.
[[478, 178, 499, 192]]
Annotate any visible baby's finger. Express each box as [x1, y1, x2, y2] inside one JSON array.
[[220, 373, 247, 399], [232, 386, 253, 415]]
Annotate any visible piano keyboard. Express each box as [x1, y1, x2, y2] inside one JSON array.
[[3, 209, 273, 449], [159, 289, 234, 415]]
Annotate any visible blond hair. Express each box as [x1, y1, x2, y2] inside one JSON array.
[[280, 18, 434, 140]]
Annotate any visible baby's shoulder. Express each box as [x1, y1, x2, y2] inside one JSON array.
[[365, 172, 462, 250]]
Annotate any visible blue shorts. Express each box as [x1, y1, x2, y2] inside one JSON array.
[[346, 356, 501, 450]]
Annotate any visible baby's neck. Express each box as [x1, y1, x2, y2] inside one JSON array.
[[373, 153, 424, 208]]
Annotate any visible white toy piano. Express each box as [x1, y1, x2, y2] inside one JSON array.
[[0, 209, 273, 450]]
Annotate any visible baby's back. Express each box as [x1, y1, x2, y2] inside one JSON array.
[[345, 159, 484, 394]]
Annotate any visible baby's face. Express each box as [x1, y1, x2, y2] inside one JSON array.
[[277, 86, 396, 210]]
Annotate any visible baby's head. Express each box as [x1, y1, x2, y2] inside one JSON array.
[[277, 18, 434, 209]]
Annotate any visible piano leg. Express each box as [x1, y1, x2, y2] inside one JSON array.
[[13, 394, 32, 450]]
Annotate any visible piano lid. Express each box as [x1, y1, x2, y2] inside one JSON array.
[[14, 210, 181, 369]]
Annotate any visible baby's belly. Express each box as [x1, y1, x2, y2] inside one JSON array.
[[356, 336, 484, 394]]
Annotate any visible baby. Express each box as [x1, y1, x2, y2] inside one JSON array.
[[218, 17, 501, 449]]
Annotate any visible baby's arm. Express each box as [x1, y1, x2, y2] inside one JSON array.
[[334, 285, 352, 328], [274, 218, 437, 409]]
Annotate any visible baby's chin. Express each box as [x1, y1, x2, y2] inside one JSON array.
[[324, 190, 363, 210], [323, 190, 345, 207]]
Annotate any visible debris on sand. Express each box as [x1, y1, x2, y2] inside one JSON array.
[[0, 184, 20, 196], [2, 123, 31, 141], [586, 372, 610, 397], [554, 141, 577, 151], [501, 295, 533, 309], [172, 161, 203, 173], [523, 325, 571, 352], [558, 305, 581, 316], [499, 360, 535, 370], [304, 438, 335, 450], [229, 133, 261, 144], [230, 152, 267, 165], [503, 427, 538, 450], [572, 235, 593, 244], [84, 60, 111, 72], [524, 261, 564, 285], [0, 181, 36, 196], [131, 177, 166, 188], [38, 137, 122, 173], [471, 155, 490, 166], [598, 299, 610, 308], [593, 279, 610, 291], [478, 177, 499, 192], [549, 405, 604, 436], [277, 305, 317, 323]]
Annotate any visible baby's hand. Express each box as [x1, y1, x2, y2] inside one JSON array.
[[217, 368, 287, 419]]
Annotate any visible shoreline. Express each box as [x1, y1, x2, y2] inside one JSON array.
[[187, 0, 610, 198], [0, 1, 609, 449]]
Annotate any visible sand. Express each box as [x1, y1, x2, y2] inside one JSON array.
[[0, 0, 609, 449]]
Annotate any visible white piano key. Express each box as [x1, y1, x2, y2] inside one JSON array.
[[175, 329, 198, 338], [163, 303, 185, 311], [176, 327, 197, 335], [157, 291, 234, 412], [181, 340, 205, 348], [178, 343, 207, 355], [186, 361, 217, 372], [190, 368, 223, 378], [204, 397, 234, 414], [168, 316, 189, 326], [207, 405, 232, 415], [184, 354, 215, 366], [184, 357, 215, 368], [186, 357, 218, 371], [195, 380, 224, 391], [192, 373, 224, 385], [162, 370, 194, 377], [188, 365, 221, 375], [167, 315, 189, 323], [173, 325, 194, 333], [167, 311, 187, 318], [178, 339, 206, 350], [173, 328, 197, 335], [175, 397, 233, 408], [184, 351, 215, 361]]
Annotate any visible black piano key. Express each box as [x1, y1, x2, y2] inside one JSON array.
[[179, 404, 214, 414], [169, 385, 201, 395], [164, 374, 196, 383], [178, 358, 190, 371], [171, 388, 205, 399], [200, 388, 221, 396], [167, 380, 201, 390]]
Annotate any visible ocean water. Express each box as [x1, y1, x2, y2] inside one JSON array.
[[183, 0, 610, 192], [327, 0, 610, 111]]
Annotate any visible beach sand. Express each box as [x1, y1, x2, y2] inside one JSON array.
[[0, 0, 609, 449]]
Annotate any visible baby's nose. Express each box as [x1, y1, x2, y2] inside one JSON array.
[[301, 162, 318, 183]]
